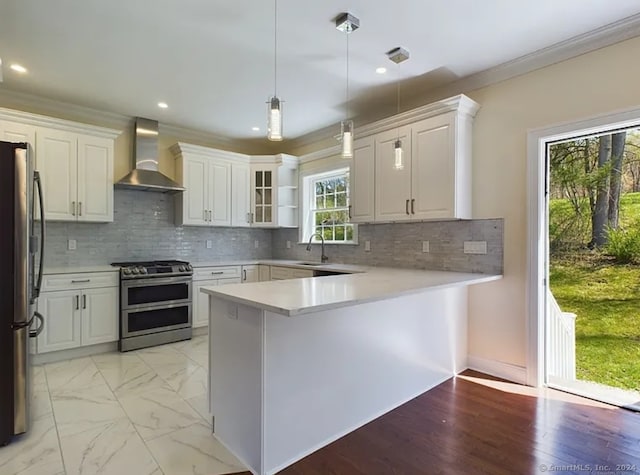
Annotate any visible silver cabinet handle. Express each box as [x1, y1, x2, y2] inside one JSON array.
[[243, 269, 247, 281], [246, 212, 251, 223], [405, 199, 410, 215], [82, 294, 86, 309], [348, 205, 352, 220], [209, 210, 213, 221], [72, 201, 76, 216], [75, 295, 79, 310], [204, 210, 208, 222], [79, 201, 82, 216], [211, 271, 224, 275], [71, 279, 91, 283], [411, 199, 415, 215]]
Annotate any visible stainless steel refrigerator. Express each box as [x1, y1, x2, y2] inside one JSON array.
[[0, 141, 45, 445]]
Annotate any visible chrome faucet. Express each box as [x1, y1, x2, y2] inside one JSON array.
[[306, 232, 328, 263]]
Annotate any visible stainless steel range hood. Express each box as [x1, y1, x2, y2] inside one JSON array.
[[115, 118, 185, 193]]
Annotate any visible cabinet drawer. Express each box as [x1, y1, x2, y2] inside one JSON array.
[[41, 272, 118, 291], [193, 266, 241, 281], [269, 266, 292, 280], [218, 277, 242, 286], [291, 269, 314, 279]]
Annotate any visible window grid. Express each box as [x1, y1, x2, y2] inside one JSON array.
[[310, 173, 354, 243]]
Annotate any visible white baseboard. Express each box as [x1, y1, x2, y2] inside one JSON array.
[[33, 342, 118, 365], [192, 326, 209, 337], [466, 355, 527, 385]]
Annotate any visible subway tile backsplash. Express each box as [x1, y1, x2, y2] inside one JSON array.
[[44, 190, 272, 267], [45, 190, 502, 274], [272, 219, 503, 274]]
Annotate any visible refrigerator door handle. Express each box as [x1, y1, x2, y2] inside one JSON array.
[[28, 312, 44, 338], [32, 171, 45, 301]]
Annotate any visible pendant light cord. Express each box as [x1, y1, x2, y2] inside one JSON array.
[[346, 31, 350, 120], [274, 0, 278, 97]]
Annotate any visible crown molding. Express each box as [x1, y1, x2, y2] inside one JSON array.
[[169, 142, 250, 162], [299, 146, 342, 164], [0, 105, 121, 138], [291, 13, 640, 152]]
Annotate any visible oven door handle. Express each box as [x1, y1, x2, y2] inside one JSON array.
[[122, 276, 192, 287]]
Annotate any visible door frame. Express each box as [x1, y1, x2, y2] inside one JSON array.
[[526, 105, 640, 387]]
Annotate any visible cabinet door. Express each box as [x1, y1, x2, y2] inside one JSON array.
[[0, 120, 36, 145], [231, 162, 251, 227], [258, 265, 271, 282], [210, 160, 231, 226], [77, 135, 114, 222], [241, 265, 259, 283], [411, 115, 456, 220], [374, 126, 412, 222], [350, 136, 375, 223], [37, 290, 81, 353], [193, 280, 217, 328], [81, 287, 118, 346], [182, 156, 210, 225], [251, 166, 277, 227], [36, 128, 77, 221]]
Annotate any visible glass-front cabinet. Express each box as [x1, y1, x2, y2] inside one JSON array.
[[253, 168, 274, 225], [250, 155, 298, 228]]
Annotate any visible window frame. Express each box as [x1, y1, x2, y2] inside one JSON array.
[[299, 166, 358, 245]]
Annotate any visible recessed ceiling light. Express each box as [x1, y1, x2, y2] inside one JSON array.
[[157, 102, 168, 109], [10, 64, 27, 74], [376, 67, 387, 74], [252, 126, 260, 132]]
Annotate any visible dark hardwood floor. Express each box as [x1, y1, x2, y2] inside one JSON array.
[[229, 370, 640, 474]]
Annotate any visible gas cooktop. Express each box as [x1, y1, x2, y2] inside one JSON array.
[[111, 260, 193, 278]]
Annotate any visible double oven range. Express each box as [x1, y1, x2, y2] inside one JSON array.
[[111, 260, 193, 351]]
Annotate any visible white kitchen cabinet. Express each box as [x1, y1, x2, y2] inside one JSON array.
[[374, 126, 412, 221], [231, 161, 251, 227], [241, 265, 259, 283], [250, 154, 299, 228], [0, 120, 36, 145], [36, 128, 114, 222], [193, 266, 242, 328], [172, 143, 237, 227], [37, 275, 118, 353], [270, 266, 314, 280], [258, 265, 271, 282], [349, 136, 375, 223]]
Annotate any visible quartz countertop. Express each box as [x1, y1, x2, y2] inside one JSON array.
[[44, 265, 118, 274], [200, 267, 501, 317]]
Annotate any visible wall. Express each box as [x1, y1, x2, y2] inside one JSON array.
[[273, 219, 503, 275], [45, 190, 272, 268]]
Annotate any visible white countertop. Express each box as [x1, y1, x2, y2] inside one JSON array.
[[44, 265, 118, 274], [201, 267, 501, 316]]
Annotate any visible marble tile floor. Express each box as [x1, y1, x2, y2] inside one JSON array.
[[0, 335, 247, 475]]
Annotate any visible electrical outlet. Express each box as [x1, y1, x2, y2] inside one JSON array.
[[286, 240, 291, 249], [364, 240, 371, 252], [206, 240, 212, 249], [463, 241, 487, 254], [422, 241, 430, 253], [68, 239, 77, 251], [254, 240, 259, 249]]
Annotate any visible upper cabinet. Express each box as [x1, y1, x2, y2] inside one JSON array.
[[0, 110, 119, 223], [172, 143, 237, 227], [349, 94, 479, 223], [250, 154, 298, 228], [172, 144, 299, 228]]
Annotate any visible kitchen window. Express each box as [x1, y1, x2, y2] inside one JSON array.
[[301, 168, 357, 244]]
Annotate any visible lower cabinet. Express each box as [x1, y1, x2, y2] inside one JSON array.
[[193, 266, 243, 328], [242, 265, 259, 283], [270, 266, 314, 280], [37, 286, 118, 353]]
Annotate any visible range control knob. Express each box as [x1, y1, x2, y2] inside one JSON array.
[[140, 267, 148, 274], [179, 265, 186, 272], [186, 264, 193, 271], [132, 267, 140, 274], [123, 268, 131, 275]]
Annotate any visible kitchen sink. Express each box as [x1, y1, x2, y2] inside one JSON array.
[[294, 262, 325, 266]]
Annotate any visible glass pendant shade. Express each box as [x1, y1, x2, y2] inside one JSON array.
[[267, 96, 283, 142], [341, 120, 354, 159], [393, 139, 404, 170]]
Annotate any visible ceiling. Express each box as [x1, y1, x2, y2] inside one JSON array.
[[1, 0, 640, 143]]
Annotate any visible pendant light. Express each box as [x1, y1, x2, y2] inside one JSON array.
[[267, 0, 283, 141], [336, 13, 360, 159], [387, 47, 410, 170]]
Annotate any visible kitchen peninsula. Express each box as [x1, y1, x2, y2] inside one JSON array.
[[202, 266, 500, 475]]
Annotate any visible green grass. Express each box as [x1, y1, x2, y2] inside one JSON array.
[[550, 254, 640, 391]]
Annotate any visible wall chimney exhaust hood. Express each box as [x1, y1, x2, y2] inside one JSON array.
[[115, 118, 185, 193]]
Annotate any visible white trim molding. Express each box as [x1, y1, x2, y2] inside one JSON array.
[[526, 105, 640, 387], [466, 355, 527, 385]]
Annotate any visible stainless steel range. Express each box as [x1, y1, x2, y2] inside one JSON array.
[[111, 260, 193, 351]]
